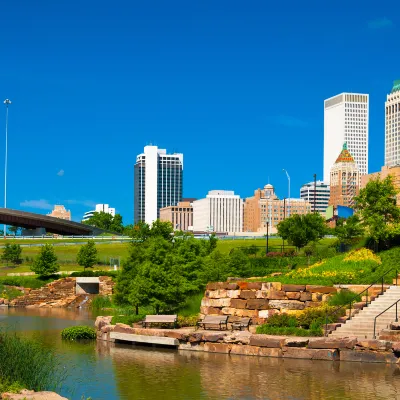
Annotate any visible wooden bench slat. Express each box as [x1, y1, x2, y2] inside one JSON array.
[[196, 315, 228, 331], [142, 315, 178, 329], [144, 315, 177, 323]]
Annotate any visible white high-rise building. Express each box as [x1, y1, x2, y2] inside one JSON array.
[[300, 180, 330, 215], [324, 93, 369, 183], [134, 145, 183, 225], [192, 190, 243, 233], [82, 204, 116, 222], [385, 81, 400, 167]]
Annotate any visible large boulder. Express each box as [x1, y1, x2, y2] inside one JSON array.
[[95, 316, 113, 330], [269, 300, 305, 310], [249, 335, 286, 348]]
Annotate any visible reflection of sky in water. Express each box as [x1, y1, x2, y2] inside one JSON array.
[[1, 309, 400, 399]]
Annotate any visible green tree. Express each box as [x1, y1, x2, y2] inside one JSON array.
[[30, 244, 59, 277], [355, 175, 400, 245], [277, 213, 326, 250], [335, 215, 364, 245], [83, 211, 124, 233], [7, 226, 22, 236], [76, 240, 98, 270], [131, 220, 173, 242], [1, 243, 22, 266], [115, 229, 212, 312]]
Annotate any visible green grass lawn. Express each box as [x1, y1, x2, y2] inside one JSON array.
[[0, 242, 129, 275], [216, 237, 336, 254], [0, 237, 337, 276]]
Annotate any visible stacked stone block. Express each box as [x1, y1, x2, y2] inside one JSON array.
[[200, 281, 337, 324], [10, 276, 114, 308]]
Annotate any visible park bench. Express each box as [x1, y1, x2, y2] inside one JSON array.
[[231, 317, 251, 331], [196, 315, 228, 331], [142, 315, 178, 329]]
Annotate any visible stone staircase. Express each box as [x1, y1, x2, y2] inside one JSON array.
[[330, 285, 400, 339]]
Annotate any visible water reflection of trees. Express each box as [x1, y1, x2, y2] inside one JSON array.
[[98, 341, 400, 400]]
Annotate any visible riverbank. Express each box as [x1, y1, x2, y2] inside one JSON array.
[[95, 316, 400, 363], [1, 389, 67, 399]]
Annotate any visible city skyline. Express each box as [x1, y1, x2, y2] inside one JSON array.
[[1, 2, 398, 222]]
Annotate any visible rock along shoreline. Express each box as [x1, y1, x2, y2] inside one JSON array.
[[95, 316, 400, 364]]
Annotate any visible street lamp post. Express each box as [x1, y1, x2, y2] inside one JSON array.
[[282, 198, 286, 251], [282, 169, 291, 217], [3, 99, 11, 237], [265, 221, 269, 255]]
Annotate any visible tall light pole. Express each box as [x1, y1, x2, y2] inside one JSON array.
[[282, 169, 290, 217], [3, 99, 11, 237]]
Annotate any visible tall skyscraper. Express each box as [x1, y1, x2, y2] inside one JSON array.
[[324, 92, 369, 183], [300, 180, 330, 215], [134, 145, 183, 225], [385, 80, 400, 167]]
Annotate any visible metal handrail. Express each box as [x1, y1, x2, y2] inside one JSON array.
[[373, 299, 400, 339], [324, 268, 398, 336]]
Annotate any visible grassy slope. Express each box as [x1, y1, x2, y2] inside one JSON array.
[[216, 237, 335, 254], [0, 237, 336, 276]]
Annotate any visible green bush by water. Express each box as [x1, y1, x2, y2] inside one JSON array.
[[111, 314, 145, 325], [61, 326, 96, 340], [91, 295, 112, 310], [256, 325, 323, 337], [0, 330, 65, 392], [256, 307, 341, 337], [178, 293, 203, 317]]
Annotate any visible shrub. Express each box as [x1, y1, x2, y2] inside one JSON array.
[[328, 290, 361, 307], [297, 307, 333, 329], [256, 307, 342, 337], [266, 252, 284, 258], [256, 325, 323, 337], [0, 330, 65, 392], [344, 248, 382, 264], [178, 293, 203, 317], [70, 270, 118, 278], [111, 314, 145, 326], [0, 285, 23, 300], [0, 276, 55, 289], [264, 313, 297, 328], [177, 315, 198, 327], [91, 295, 112, 310], [61, 326, 96, 340]]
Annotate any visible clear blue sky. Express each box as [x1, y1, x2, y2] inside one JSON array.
[[1, 1, 398, 223]]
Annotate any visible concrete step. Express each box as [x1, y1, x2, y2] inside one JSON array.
[[329, 285, 400, 339]]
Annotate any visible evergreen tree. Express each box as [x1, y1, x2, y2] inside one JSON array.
[[1, 243, 22, 266], [76, 240, 98, 270], [31, 244, 59, 277]]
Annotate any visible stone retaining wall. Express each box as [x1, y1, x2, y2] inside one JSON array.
[[95, 316, 400, 364], [10, 276, 114, 308], [201, 282, 337, 324]]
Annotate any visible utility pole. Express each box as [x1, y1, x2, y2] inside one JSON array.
[[3, 99, 11, 237]]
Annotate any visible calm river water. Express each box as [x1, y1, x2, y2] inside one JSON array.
[[1, 307, 400, 400]]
